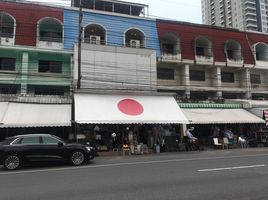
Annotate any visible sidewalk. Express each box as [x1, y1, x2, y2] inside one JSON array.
[[95, 146, 268, 161]]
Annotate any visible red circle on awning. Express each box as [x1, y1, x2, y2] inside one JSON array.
[[117, 99, 144, 116]]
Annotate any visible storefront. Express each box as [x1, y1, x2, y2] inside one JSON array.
[[74, 93, 188, 152], [0, 102, 72, 141], [181, 105, 265, 146]]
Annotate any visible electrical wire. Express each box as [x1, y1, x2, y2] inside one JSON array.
[[0, 1, 268, 95]]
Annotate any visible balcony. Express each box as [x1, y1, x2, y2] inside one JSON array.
[[194, 36, 213, 65], [226, 58, 244, 67], [0, 36, 14, 46], [37, 40, 64, 49], [195, 55, 214, 65], [160, 52, 181, 63]]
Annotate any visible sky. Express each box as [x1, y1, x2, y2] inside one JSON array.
[[26, 0, 202, 24]]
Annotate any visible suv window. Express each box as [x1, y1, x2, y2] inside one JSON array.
[[42, 136, 60, 144], [20, 137, 40, 144]]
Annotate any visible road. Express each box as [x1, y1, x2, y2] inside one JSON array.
[[1, 148, 268, 200]]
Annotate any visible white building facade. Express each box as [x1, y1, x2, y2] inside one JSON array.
[[202, 0, 268, 33]]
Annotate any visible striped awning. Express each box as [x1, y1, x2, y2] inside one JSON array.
[[179, 103, 243, 109], [264, 110, 268, 126], [182, 108, 265, 124]]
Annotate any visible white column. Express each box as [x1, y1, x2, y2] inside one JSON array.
[[183, 64, 190, 99], [214, 66, 222, 99], [243, 68, 251, 99], [20, 52, 29, 95]]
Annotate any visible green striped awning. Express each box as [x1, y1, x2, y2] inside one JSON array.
[[178, 103, 243, 109]]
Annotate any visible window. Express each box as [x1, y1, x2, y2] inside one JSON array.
[[227, 50, 234, 59], [40, 31, 62, 42], [84, 24, 105, 45], [0, 12, 15, 38], [221, 72, 234, 83], [0, 85, 17, 94], [162, 44, 174, 54], [38, 18, 63, 43], [0, 57, 15, 71], [125, 28, 145, 48], [196, 47, 205, 56], [157, 68, 174, 80], [34, 87, 64, 96], [190, 70, 205, 81], [250, 74, 261, 84], [38, 60, 62, 73], [42, 136, 61, 144], [20, 137, 40, 144]]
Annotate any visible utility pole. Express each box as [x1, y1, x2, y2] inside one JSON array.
[[77, 0, 83, 89]]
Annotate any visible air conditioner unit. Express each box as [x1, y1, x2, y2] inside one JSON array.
[[1, 37, 13, 45], [130, 39, 140, 48], [90, 35, 101, 45]]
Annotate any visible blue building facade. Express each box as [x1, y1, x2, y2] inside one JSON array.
[[64, 8, 161, 56]]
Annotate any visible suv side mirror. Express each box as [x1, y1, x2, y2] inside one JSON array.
[[58, 142, 64, 147]]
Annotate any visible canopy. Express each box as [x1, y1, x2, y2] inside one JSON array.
[[182, 108, 265, 124], [0, 102, 71, 128], [74, 94, 188, 124], [264, 109, 268, 126]]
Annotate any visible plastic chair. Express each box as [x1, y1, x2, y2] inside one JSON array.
[[213, 138, 223, 149], [223, 137, 229, 149], [122, 144, 130, 156]]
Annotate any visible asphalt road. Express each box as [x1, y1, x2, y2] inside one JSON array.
[[1, 148, 268, 200]]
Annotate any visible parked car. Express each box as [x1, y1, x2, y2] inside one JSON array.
[[0, 134, 95, 170]]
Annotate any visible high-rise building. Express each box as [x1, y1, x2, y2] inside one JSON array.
[[202, 0, 268, 33]]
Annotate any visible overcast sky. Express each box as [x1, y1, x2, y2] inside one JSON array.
[[26, 0, 202, 24]]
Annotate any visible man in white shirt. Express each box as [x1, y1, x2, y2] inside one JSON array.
[[186, 127, 198, 143]]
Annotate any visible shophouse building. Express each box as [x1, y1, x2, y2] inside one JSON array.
[[0, 1, 72, 140], [156, 19, 267, 144], [0, 0, 267, 149]]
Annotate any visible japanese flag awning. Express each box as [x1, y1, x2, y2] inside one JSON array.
[[0, 102, 71, 128], [74, 94, 188, 124]]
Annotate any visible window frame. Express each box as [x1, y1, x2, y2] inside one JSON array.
[[38, 60, 62, 74], [221, 72, 235, 83], [41, 136, 62, 145], [0, 57, 16, 71], [18, 136, 41, 145], [250, 74, 261, 84], [157, 68, 175, 80], [189, 70, 206, 81]]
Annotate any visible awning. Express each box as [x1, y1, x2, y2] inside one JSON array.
[[182, 108, 265, 124], [74, 94, 188, 124], [264, 109, 268, 126], [0, 102, 71, 128], [179, 103, 243, 109]]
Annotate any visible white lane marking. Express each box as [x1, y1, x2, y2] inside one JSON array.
[[198, 164, 266, 172], [0, 153, 268, 175]]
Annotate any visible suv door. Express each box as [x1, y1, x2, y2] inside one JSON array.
[[40, 136, 68, 162], [18, 136, 43, 163]]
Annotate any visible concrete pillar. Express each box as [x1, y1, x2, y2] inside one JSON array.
[[183, 64, 190, 99], [20, 52, 29, 95], [243, 68, 252, 99], [214, 66, 222, 99]]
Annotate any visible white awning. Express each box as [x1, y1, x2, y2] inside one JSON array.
[[0, 102, 71, 128], [74, 94, 188, 124], [182, 108, 265, 124]]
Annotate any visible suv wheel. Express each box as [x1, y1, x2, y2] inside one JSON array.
[[70, 151, 85, 166], [4, 154, 21, 170]]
